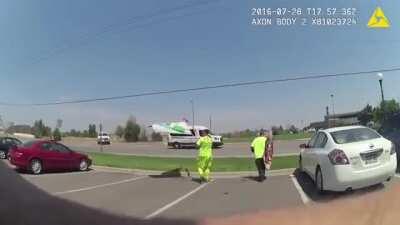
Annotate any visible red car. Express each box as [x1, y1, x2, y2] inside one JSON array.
[[9, 140, 92, 174]]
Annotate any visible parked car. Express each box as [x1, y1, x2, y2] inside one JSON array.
[[299, 125, 397, 192], [9, 140, 92, 174], [0, 137, 22, 159], [97, 132, 111, 145]]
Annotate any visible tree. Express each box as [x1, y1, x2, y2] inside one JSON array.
[[56, 119, 63, 129], [88, 124, 97, 138], [53, 128, 62, 141], [151, 132, 163, 141], [139, 127, 148, 142], [32, 120, 51, 138], [373, 99, 400, 131], [115, 125, 124, 139], [358, 104, 374, 126], [124, 117, 140, 142]]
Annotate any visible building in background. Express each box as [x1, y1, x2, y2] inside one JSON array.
[[307, 109, 361, 131]]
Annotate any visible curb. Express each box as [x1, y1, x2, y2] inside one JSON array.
[[92, 165, 296, 178], [88, 151, 298, 158]]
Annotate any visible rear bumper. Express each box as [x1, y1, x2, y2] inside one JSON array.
[[324, 155, 397, 191]]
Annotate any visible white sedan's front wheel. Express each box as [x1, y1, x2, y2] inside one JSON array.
[[315, 167, 324, 193]]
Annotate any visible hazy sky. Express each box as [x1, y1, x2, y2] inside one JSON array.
[[1, 0, 400, 133]]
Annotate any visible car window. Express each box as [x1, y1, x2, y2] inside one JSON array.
[[51, 143, 70, 153], [22, 141, 36, 148], [11, 138, 22, 146], [308, 133, 319, 148], [330, 128, 381, 144], [41, 142, 52, 151], [314, 133, 328, 148]]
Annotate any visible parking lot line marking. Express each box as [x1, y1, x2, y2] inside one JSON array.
[[53, 176, 146, 195], [145, 181, 211, 219], [395, 174, 400, 179], [23, 171, 101, 178], [290, 174, 310, 205]]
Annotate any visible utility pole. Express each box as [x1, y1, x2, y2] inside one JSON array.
[[190, 100, 195, 129], [209, 114, 212, 131], [326, 106, 330, 128], [330, 94, 335, 127]]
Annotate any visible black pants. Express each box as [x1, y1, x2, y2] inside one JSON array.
[[255, 158, 266, 180]]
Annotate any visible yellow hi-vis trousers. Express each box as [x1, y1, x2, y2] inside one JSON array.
[[197, 156, 212, 181]]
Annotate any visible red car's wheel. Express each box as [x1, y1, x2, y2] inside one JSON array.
[[79, 159, 89, 171], [30, 159, 42, 175]]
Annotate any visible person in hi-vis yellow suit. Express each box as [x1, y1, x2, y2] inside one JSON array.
[[196, 129, 213, 182]]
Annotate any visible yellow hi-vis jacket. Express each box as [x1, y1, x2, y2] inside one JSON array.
[[196, 135, 213, 157], [251, 136, 268, 159]]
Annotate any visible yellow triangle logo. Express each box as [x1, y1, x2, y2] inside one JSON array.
[[367, 7, 390, 28]]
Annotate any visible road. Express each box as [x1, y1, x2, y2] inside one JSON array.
[[9, 163, 399, 220], [61, 139, 306, 157]]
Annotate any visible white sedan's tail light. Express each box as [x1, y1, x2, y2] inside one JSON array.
[[390, 142, 396, 155], [328, 149, 350, 165]]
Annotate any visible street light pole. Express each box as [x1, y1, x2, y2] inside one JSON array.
[[377, 73, 385, 103], [190, 100, 195, 129], [330, 94, 335, 127]]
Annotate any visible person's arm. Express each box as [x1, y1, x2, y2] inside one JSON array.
[[250, 139, 255, 153]]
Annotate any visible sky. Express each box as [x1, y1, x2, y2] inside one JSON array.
[[0, 0, 399, 133]]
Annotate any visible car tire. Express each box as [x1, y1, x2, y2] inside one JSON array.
[[79, 159, 89, 171], [30, 159, 42, 175], [0, 150, 6, 159], [315, 166, 324, 194], [173, 142, 181, 149]]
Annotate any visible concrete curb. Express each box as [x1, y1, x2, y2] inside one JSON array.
[[92, 165, 296, 178]]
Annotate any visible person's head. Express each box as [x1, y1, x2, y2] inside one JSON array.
[[199, 129, 209, 137], [259, 129, 266, 137]]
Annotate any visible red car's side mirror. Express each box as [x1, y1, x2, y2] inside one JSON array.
[[299, 143, 309, 149]]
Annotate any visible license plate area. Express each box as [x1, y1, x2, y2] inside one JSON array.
[[360, 149, 383, 164]]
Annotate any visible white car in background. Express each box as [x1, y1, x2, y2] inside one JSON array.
[[97, 132, 111, 145], [299, 126, 397, 192]]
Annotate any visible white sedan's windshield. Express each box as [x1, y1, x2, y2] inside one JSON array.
[[330, 128, 381, 144]]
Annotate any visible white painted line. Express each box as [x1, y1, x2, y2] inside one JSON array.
[[145, 181, 211, 219], [53, 176, 146, 195], [395, 174, 400, 179], [24, 171, 100, 178], [290, 174, 310, 204]]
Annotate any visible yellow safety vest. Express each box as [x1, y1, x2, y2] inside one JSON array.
[[196, 135, 213, 157], [251, 136, 268, 159]]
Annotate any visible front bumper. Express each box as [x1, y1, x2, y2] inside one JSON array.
[[323, 155, 397, 191]]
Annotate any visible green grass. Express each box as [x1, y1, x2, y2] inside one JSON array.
[[88, 152, 298, 172], [224, 132, 312, 143]]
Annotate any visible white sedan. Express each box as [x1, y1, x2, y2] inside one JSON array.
[[299, 126, 397, 192]]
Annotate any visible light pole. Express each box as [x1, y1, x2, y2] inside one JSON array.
[[190, 100, 195, 129], [377, 73, 385, 104], [330, 94, 335, 127]]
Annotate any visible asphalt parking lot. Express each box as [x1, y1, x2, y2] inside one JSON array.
[[17, 166, 400, 220], [61, 139, 305, 157]]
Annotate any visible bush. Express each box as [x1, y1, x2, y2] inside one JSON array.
[[151, 132, 163, 141], [124, 118, 141, 142], [53, 128, 62, 141]]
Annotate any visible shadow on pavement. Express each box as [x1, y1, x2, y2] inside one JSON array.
[[293, 168, 385, 203], [241, 176, 264, 183], [149, 168, 191, 178]]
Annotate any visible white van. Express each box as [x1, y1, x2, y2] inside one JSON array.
[[166, 126, 223, 149], [151, 122, 223, 149]]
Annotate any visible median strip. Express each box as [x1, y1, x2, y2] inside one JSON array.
[[88, 152, 298, 172]]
